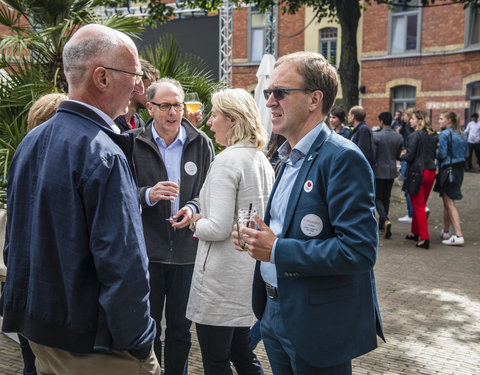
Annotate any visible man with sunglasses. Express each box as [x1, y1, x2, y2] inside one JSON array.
[[2, 24, 160, 374], [234, 51, 384, 374], [132, 78, 214, 375]]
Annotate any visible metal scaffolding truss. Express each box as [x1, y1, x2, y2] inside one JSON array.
[[219, 0, 233, 87]]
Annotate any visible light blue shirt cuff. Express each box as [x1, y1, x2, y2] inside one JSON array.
[[270, 238, 277, 264], [145, 188, 157, 207], [186, 203, 198, 214]]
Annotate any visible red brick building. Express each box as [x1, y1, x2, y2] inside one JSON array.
[[231, 6, 305, 91], [360, 1, 480, 129]]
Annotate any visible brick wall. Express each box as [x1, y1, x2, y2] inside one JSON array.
[[360, 2, 480, 129]]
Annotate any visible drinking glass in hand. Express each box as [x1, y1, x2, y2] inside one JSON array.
[[185, 92, 202, 114], [165, 178, 180, 221], [237, 208, 258, 249]]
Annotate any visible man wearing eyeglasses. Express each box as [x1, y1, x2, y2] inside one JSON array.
[[2, 24, 160, 374], [132, 78, 214, 375], [234, 51, 384, 374]]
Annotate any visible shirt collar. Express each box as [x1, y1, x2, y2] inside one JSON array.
[[278, 122, 325, 165], [151, 121, 187, 147], [69, 100, 116, 130]]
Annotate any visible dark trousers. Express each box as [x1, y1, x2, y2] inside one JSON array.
[[375, 178, 394, 228], [195, 323, 264, 375], [466, 143, 480, 168], [261, 298, 352, 375], [148, 263, 194, 375], [18, 334, 37, 375]]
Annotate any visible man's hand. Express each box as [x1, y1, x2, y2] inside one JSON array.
[[148, 181, 179, 203], [171, 206, 194, 229], [232, 215, 276, 262], [185, 110, 203, 127]]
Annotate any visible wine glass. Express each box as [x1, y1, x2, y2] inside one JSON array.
[[165, 178, 180, 221], [184, 92, 202, 114]]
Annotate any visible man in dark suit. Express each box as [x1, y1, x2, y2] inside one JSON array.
[[234, 51, 384, 374], [373, 112, 404, 238], [349, 105, 376, 170]]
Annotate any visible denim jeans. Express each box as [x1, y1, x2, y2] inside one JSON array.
[[400, 161, 413, 217], [148, 263, 194, 375]]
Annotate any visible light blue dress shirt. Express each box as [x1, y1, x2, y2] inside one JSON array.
[[145, 123, 186, 215], [260, 123, 325, 287]]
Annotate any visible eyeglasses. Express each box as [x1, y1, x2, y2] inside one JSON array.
[[263, 88, 315, 101], [103, 66, 144, 85], [149, 101, 184, 112]]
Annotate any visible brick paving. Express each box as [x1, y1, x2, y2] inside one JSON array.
[[1, 172, 479, 374]]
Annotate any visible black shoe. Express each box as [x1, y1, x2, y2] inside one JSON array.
[[385, 220, 392, 239], [415, 239, 430, 249], [406, 234, 419, 241]]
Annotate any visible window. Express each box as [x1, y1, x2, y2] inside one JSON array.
[[320, 28, 337, 66], [391, 85, 416, 113], [465, 7, 480, 47], [249, 7, 266, 62], [389, 0, 421, 54], [467, 81, 480, 118]]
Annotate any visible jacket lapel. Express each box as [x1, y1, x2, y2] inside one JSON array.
[[280, 125, 330, 237]]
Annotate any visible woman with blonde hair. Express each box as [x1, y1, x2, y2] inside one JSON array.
[[27, 93, 68, 132], [437, 110, 468, 245], [400, 110, 438, 249], [186, 88, 274, 374]]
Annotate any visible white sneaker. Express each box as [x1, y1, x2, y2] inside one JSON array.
[[425, 207, 430, 219], [440, 229, 451, 240], [442, 235, 464, 246], [398, 215, 412, 223]]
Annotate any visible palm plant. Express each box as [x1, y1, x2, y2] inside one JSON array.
[[0, 0, 145, 204]]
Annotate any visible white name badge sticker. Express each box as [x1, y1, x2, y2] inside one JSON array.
[[300, 214, 323, 237], [184, 161, 198, 176], [304, 180, 313, 193]]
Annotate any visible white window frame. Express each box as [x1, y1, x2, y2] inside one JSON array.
[[388, 0, 422, 55], [465, 6, 480, 48], [248, 7, 266, 63], [391, 85, 416, 113], [319, 27, 338, 66]]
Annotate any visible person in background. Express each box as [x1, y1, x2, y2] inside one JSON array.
[[349, 105, 376, 170], [133, 78, 213, 375], [1, 24, 160, 374], [398, 108, 415, 223], [329, 106, 353, 139], [373, 112, 404, 239], [187, 88, 274, 374], [437, 110, 468, 246], [464, 113, 480, 171], [234, 51, 384, 374], [391, 110, 404, 132], [400, 110, 437, 249], [27, 93, 68, 132], [266, 133, 287, 171]]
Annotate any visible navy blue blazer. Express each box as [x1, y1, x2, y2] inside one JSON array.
[[252, 125, 385, 368]]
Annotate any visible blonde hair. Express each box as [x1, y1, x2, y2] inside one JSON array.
[[413, 110, 435, 135], [402, 107, 415, 123], [211, 88, 266, 149], [27, 93, 68, 132], [275, 51, 338, 116], [441, 110, 462, 136]]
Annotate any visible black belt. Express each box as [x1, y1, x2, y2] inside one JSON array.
[[265, 282, 278, 299]]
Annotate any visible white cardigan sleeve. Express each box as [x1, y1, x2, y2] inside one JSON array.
[[194, 161, 240, 242]]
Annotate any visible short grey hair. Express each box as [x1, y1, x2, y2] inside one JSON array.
[[147, 78, 185, 102]]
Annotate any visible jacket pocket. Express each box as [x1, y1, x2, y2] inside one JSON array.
[[202, 242, 212, 272]]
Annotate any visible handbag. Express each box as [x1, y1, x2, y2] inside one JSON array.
[[433, 131, 456, 192], [407, 170, 423, 195]]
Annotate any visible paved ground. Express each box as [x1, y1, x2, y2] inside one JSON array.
[[1, 171, 479, 374]]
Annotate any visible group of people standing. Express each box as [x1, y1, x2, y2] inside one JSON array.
[[328, 105, 470, 250], [1, 23, 387, 375]]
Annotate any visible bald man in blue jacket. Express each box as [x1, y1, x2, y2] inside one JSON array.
[[234, 51, 384, 375]]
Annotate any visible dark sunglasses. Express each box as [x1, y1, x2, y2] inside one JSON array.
[[263, 88, 315, 101]]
